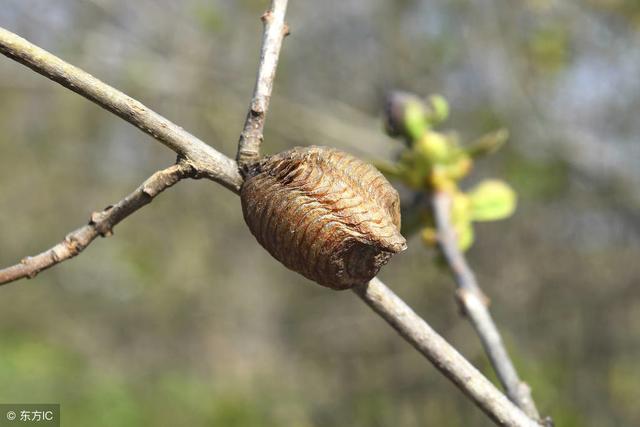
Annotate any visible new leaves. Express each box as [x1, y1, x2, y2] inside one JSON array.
[[379, 91, 517, 251]]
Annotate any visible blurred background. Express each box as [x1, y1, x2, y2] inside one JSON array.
[[1, 0, 639, 426]]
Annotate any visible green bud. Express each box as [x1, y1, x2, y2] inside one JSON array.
[[468, 179, 517, 222], [444, 154, 473, 181], [414, 132, 451, 164], [383, 91, 427, 141], [405, 101, 427, 141]]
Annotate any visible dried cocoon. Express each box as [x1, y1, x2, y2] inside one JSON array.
[[241, 146, 406, 290]]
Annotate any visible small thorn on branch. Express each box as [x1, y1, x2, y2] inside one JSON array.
[[261, 11, 274, 24], [250, 97, 268, 115], [89, 211, 103, 224]]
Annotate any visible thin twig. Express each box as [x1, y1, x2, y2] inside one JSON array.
[[353, 278, 540, 427], [0, 26, 242, 193], [236, 0, 289, 168], [432, 191, 543, 421], [0, 162, 194, 285]]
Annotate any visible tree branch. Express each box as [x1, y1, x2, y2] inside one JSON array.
[[0, 26, 242, 193], [353, 278, 541, 427], [0, 19, 545, 427], [432, 191, 543, 422], [0, 162, 194, 286], [236, 0, 289, 168]]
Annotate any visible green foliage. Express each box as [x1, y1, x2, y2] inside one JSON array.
[[403, 99, 429, 141], [383, 92, 450, 142], [414, 133, 452, 165], [468, 180, 517, 222], [380, 92, 516, 251]]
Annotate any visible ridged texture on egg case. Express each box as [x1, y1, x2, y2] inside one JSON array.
[[241, 146, 407, 290]]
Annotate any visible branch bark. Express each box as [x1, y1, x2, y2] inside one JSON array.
[[0, 162, 194, 285], [353, 278, 540, 427], [236, 0, 289, 168], [432, 191, 543, 422], [0, 26, 242, 193]]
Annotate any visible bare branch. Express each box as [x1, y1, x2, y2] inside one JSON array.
[[0, 18, 545, 427], [0, 26, 242, 193], [353, 278, 541, 427], [432, 191, 543, 421], [0, 162, 194, 286], [236, 0, 289, 168]]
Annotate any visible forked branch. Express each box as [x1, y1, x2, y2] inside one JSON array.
[[0, 10, 543, 427], [432, 191, 543, 422], [0, 162, 194, 285], [0, 26, 242, 192]]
